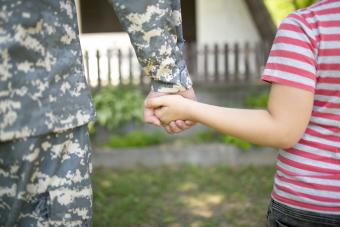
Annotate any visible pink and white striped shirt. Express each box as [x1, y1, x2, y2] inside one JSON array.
[[262, 0, 340, 214]]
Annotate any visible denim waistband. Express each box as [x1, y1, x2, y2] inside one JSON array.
[[271, 199, 340, 226]]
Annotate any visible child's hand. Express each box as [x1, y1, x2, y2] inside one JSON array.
[[145, 95, 193, 125]]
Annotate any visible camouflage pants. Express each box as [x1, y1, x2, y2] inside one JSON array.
[[0, 125, 93, 227]]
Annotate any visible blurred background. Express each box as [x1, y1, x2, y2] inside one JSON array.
[[75, 0, 317, 226]]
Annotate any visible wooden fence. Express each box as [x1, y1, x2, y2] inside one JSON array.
[[83, 41, 271, 88]]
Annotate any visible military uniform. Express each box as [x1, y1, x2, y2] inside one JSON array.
[[0, 0, 191, 226], [0, 126, 93, 226], [111, 0, 192, 93]]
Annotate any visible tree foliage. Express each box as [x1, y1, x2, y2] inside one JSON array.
[[265, 0, 318, 25]]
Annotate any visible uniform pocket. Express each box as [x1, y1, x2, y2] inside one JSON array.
[[34, 192, 49, 220], [48, 186, 92, 226]]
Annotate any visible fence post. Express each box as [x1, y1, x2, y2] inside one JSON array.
[[255, 41, 262, 78], [191, 43, 198, 80], [224, 44, 229, 82], [204, 44, 209, 82], [264, 40, 271, 62], [185, 43, 193, 77], [84, 51, 90, 86], [183, 43, 188, 64], [234, 43, 239, 81], [244, 42, 250, 81], [214, 43, 219, 82], [96, 50, 101, 88], [139, 65, 144, 86], [118, 49, 122, 85], [128, 48, 133, 85], [107, 49, 112, 85], [89, 42, 266, 88]]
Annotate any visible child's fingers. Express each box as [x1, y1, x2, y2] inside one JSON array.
[[145, 97, 165, 109], [154, 108, 164, 118], [155, 107, 172, 126], [184, 120, 195, 126]]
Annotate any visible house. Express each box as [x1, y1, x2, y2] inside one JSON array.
[[75, 0, 276, 86]]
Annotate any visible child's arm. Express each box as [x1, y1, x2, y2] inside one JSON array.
[[146, 83, 314, 149]]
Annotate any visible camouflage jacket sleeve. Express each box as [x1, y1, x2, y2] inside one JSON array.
[[110, 0, 192, 93]]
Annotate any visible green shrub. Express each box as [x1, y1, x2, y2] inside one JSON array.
[[185, 131, 253, 151], [91, 86, 144, 132], [188, 130, 223, 143], [245, 92, 269, 108], [90, 87, 269, 149], [221, 92, 270, 150], [223, 135, 252, 151], [106, 131, 167, 148]]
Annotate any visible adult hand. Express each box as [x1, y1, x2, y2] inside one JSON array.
[[144, 88, 197, 133]]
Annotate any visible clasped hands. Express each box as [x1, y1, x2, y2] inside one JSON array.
[[144, 88, 196, 134]]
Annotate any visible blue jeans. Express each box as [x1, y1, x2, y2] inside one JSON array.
[[266, 199, 340, 227]]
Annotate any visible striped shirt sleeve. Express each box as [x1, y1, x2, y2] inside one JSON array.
[[262, 13, 317, 92]]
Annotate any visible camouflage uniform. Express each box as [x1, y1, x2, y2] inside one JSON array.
[[0, 125, 93, 226], [0, 0, 191, 226], [111, 0, 193, 93]]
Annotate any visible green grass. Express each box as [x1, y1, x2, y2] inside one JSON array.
[[105, 131, 167, 148], [102, 130, 258, 151], [102, 130, 224, 149], [92, 165, 275, 227]]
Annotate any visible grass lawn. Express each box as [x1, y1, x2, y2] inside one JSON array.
[[92, 165, 275, 227]]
